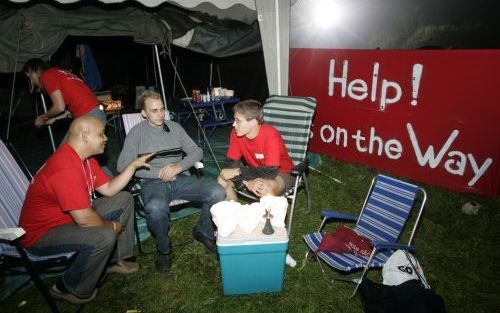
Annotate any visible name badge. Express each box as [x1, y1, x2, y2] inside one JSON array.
[[255, 153, 264, 159]]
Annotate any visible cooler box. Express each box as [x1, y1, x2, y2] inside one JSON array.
[[217, 222, 288, 295]]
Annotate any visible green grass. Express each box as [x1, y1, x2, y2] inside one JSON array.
[[2, 156, 500, 313]]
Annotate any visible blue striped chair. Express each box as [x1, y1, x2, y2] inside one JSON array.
[[0, 140, 75, 313], [303, 174, 427, 297]]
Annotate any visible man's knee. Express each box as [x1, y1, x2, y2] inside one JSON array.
[[206, 183, 226, 203], [217, 175, 229, 188], [269, 177, 286, 196], [87, 227, 117, 251], [143, 198, 169, 219]]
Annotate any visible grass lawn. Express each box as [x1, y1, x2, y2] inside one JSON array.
[[2, 151, 499, 313], [0, 117, 500, 313]]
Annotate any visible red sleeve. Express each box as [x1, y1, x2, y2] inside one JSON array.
[[262, 128, 282, 167], [51, 168, 91, 212], [226, 129, 242, 161]]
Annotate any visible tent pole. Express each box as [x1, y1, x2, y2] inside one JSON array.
[[154, 45, 168, 111], [40, 94, 56, 152], [172, 56, 177, 100], [209, 62, 212, 87], [217, 64, 222, 87]]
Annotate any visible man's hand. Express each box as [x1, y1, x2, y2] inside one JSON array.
[[130, 152, 155, 170], [34, 114, 49, 127], [159, 163, 182, 181], [243, 178, 272, 197], [109, 221, 125, 234], [220, 168, 241, 181]]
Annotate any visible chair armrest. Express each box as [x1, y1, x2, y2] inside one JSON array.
[[371, 241, 415, 251], [291, 158, 309, 175], [321, 210, 357, 222], [0, 227, 26, 242]]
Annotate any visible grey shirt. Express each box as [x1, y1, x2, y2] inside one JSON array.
[[117, 120, 202, 179]]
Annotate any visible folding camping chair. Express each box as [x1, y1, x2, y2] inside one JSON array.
[[0, 140, 75, 313], [121, 113, 203, 254], [238, 95, 316, 235], [303, 174, 427, 297]]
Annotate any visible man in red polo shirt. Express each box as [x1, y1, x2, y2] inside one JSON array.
[[217, 99, 294, 200]]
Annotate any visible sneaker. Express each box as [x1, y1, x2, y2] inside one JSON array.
[[106, 260, 139, 274], [154, 253, 172, 276], [49, 281, 97, 305], [192, 226, 217, 255]]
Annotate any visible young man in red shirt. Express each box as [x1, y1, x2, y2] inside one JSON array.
[[218, 99, 294, 200], [23, 58, 106, 129], [19, 116, 152, 304]]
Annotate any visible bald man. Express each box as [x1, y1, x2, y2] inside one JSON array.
[[19, 116, 153, 304]]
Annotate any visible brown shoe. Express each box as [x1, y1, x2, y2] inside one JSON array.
[[106, 260, 139, 274], [49, 284, 97, 304]]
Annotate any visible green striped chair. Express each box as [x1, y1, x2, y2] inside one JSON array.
[[262, 95, 317, 235]]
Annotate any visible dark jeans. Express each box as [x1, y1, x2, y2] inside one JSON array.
[[27, 191, 134, 298], [140, 176, 225, 254]]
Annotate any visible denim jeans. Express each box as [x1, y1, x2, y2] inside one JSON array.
[[140, 176, 225, 255], [27, 191, 135, 298]]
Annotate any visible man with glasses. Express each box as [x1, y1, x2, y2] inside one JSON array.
[[217, 99, 294, 200]]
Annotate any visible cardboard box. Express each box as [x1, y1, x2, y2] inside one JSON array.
[[217, 223, 288, 295]]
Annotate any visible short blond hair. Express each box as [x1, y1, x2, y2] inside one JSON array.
[[138, 90, 162, 110]]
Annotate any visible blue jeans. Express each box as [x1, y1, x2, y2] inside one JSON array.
[[27, 191, 135, 298], [140, 176, 225, 254]]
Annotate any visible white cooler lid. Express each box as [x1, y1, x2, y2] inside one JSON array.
[[217, 222, 289, 246]]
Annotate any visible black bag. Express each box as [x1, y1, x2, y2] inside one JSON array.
[[359, 278, 446, 313]]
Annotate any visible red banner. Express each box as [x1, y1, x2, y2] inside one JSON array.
[[289, 49, 500, 195]]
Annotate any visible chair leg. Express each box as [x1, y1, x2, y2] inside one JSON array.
[[349, 249, 378, 298], [16, 247, 60, 313], [133, 210, 145, 255], [30, 274, 61, 313], [302, 173, 312, 214], [286, 175, 302, 236]]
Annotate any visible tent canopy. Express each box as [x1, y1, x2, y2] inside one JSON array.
[[2, 0, 290, 96], [0, 1, 261, 72]]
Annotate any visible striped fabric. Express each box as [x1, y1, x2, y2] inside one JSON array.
[[0, 140, 75, 261], [355, 175, 418, 243], [263, 95, 316, 165], [0, 141, 29, 230], [122, 113, 146, 134], [303, 174, 419, 272]]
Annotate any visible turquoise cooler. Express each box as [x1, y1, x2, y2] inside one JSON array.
[[217, 223, 289, 295]]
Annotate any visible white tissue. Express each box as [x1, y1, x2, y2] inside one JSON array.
[[259, 196, 288, 228], [210, 200, 240, 237], [210, 197, 289, 237], [238, 203, 265, 234]]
